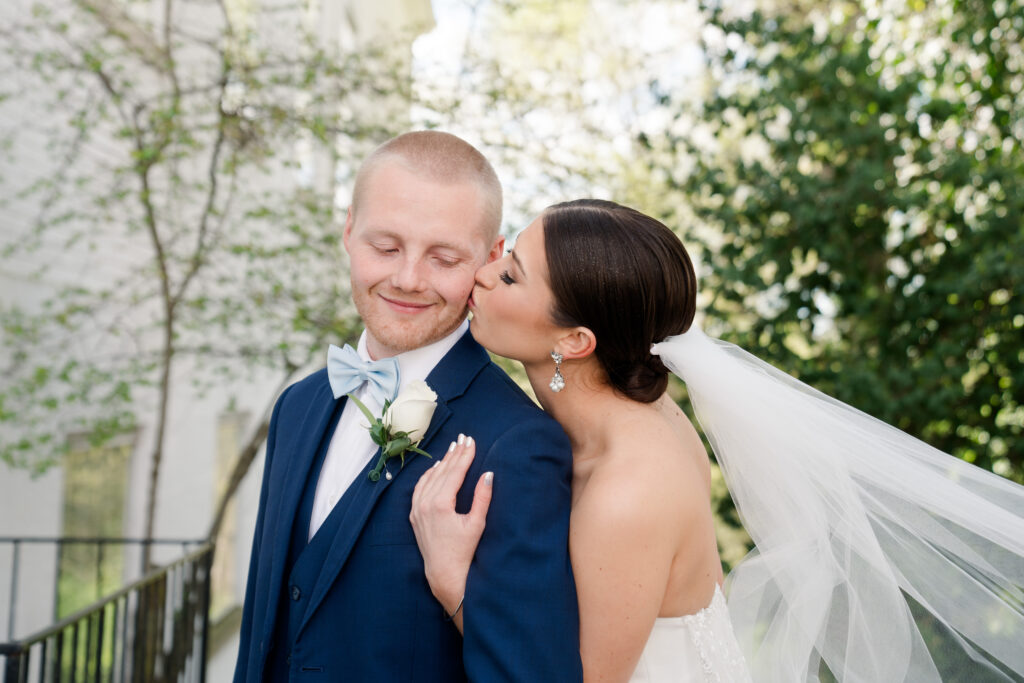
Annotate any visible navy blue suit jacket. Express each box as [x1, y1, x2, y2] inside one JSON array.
[[233, 331, 582, 682]]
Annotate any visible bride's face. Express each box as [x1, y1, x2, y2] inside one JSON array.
[[469, 217, 562, 364]]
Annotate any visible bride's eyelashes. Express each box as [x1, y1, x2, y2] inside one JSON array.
[[499, 270, 516, 285]]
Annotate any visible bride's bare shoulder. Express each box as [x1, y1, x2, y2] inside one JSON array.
[[620, 395, 707, 474], [576, 397, 710, 526]]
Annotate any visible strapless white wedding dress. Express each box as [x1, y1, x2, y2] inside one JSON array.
[[629, 585, 752, 683]]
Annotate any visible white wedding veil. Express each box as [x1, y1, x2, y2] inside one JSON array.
[[652, 328, 1024, 682]]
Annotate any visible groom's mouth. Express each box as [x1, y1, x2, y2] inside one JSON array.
[[380, 294, 434, 314]]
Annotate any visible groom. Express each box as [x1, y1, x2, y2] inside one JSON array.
[[233, 131, 582, 682]]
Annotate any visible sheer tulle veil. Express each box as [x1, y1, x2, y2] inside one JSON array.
[[651, 328, 1024, 682]]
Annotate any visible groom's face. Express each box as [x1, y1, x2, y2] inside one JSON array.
[[344, 161, 503, 359]]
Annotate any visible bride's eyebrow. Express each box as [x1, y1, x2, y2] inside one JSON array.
[[511, 249, 526, 278]]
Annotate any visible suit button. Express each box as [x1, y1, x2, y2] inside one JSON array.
[[291, 585, 301, 601]]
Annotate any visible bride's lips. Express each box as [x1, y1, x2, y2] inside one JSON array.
[[380, 294, 434, 314]]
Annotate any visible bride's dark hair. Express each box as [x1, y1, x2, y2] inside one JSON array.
[[542, 199, 697, 403]]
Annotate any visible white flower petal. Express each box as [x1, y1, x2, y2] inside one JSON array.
[[383, 380, 438, 444]]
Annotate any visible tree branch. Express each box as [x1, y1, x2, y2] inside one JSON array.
[[74, 0, 169, 73]]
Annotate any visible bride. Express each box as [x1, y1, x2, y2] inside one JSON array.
[[409, 199, 1024, 682]]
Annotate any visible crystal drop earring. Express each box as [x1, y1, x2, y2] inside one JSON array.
[[549, 351, 566, 393]]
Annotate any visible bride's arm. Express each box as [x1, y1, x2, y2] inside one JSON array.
[[571, 469, 687, 682]]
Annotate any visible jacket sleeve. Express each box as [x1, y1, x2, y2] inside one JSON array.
[[232, 384, 292, 683], [461, 417, 583, 682]]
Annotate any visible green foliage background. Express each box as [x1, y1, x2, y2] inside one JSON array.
[[637, 0, 1023, 491]]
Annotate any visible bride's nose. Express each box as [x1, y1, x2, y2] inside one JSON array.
[[474, 259, 500, 289]]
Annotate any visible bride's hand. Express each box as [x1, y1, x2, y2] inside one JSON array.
[[410, 434, 493, 629]]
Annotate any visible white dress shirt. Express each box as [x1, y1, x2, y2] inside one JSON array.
[[308, 319, 469, 540]]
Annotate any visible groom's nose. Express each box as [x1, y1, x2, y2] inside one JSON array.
[[391, 256, 427, 292]]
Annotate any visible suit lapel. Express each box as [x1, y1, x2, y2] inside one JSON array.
[[297, 331, 490, 634], [262, 378, 342, 642]]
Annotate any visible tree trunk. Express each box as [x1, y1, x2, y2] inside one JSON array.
[[207, 372, 295, 541], [142, 314, 174, 571]]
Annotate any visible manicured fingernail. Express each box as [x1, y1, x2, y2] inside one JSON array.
[[484, 472, 493, 485], [448, 441, 457, 452], [466, 436, 474, 447], [457, 433, 465, 445], [433, 460, 441, 467]]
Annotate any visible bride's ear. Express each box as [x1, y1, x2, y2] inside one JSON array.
[[555, 327, 596, 361]]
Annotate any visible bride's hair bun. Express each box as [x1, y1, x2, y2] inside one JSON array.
[[620, 354, 671, 403], [543, 200, 697, 404]]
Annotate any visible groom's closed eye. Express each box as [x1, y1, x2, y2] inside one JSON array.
[[431, 252, 461, 268]]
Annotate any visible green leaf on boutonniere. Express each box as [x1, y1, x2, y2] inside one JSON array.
[[369, 421, 387, 443], [385, 436, 412, 457]]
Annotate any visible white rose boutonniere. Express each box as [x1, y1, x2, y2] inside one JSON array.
[[348, 379, 438, 482], [383, 380, 437, 442]]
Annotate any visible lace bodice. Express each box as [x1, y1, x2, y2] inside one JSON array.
[[629, 585, 752, 683]]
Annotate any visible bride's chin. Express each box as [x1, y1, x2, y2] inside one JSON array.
[[468, 316, 489, 347], [469, 318, 507, 359]]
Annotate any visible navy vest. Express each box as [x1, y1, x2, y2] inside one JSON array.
[[264, 399, 355, 680]]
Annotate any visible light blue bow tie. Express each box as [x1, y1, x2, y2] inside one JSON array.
[[327, 344, 401, 407]]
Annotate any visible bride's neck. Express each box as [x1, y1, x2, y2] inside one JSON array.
[[525, 358, 633, 458]]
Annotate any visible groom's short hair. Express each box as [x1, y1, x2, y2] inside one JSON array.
[[351, 131, 503, 242]]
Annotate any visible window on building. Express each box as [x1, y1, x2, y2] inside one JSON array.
[[57, 431, 134, 618], [211, 411, 249, 618]]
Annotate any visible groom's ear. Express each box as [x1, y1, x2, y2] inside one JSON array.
[[343, 207, 355, 251], [485, 236, 505, 264], [556, 327, 596, 361]]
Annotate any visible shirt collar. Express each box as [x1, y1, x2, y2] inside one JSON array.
[[356, 318, 470, 391]]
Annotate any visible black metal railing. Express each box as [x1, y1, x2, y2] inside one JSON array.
[[0, 543, 213, 683], [1, 537, 203, 640]]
